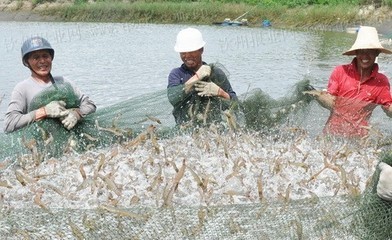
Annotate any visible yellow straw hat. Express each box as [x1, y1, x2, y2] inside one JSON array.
[[343, 26, 392, 55]]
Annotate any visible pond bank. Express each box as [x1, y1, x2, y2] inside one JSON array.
[[0, 10, 56, 21], [1, 0, 392, 35]]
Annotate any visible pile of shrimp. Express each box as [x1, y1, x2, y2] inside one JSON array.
[[0, 124, 385, 213]]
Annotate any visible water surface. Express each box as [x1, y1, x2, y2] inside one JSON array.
[[3, 22, 390, 129]]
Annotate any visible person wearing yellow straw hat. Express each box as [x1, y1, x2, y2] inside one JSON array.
[[167, 27, 237, 126], [304, 26, 392, 138]]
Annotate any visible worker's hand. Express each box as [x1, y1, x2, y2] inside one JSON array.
[[184, 77, 200, 94], [196, 65, 211, 80], [61, 109, 81, 130], [377, 162, 392, 201], [303, 90, 335, 110], [383, 104, 392, 118], [195, 81, 221, 97], [183, 65, 211, 94], [302, 90, 322, 97], [44, 100, 68, 118]]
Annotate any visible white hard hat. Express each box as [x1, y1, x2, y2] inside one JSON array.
[[174, 27, 206, 52]]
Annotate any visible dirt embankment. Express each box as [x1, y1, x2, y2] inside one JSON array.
[[0, 11, 53, 22], [0, 0, 73, 21], [1, 0, 392, 34]]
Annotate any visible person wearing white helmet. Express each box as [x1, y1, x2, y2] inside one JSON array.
[[304, 26, 392, 138], [167, 27, 237, 126], [4, 36, 96, 133]]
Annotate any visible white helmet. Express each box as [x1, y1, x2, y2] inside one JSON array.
[[174, 27, 206, 52]]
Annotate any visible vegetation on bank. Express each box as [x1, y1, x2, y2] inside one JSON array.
[[34, 0, 392, 8], [31, 0, 391, 29]]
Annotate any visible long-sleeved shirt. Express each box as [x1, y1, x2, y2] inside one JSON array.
[[167, 63, 237, 125], [324, 58, 392, 137], [4, 76, 96, 133]]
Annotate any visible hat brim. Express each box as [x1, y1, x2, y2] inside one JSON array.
[[174, 42, 205, 53], [343, 47, 392, 55]]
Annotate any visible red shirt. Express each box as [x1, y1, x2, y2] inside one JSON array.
[[325, 58, 392, 137]]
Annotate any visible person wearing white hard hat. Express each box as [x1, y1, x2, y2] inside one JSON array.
[[4, 36, 96, 133], [167, 27, 237, 126], [304, 26, 392, 138]]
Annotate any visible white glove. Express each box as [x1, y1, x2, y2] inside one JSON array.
[[196, 65, 211, 80], [183, 65, 212, 94], [377, 162, 392, 201], [61, 109, 81, 130], [44, 101, 68, 118], [184, 77, 200, 94], [195, 81, 221, 97]]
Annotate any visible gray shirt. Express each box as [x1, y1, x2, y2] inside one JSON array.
[[4, 76, 96, 133]]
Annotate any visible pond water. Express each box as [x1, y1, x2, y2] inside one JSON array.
[[2, 22, 392, 131]]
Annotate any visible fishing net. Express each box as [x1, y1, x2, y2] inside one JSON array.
[[0, 63, 314, 161], [28, 80, 80, 112], [167, 63, 240, 129], [351, 153, 392, 240], [0, 81, 130, 161], [0, 63, 391, 239], [239, 79, 314, 131], [0, 86, 174, 161], [0, 183, 390, 239], [0, 196, 358, 239]]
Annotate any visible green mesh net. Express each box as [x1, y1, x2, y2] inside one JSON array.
[[167, 63, 239, 128], [240, 79, 314, 131], [0, 64, 391, 239], [351, 154, 392, 240], [1, 81, 133, 161], [0, 64, 318, 161], [28, 81, 80, 112], [0, 189, 390, 239]]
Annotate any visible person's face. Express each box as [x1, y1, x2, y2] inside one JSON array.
[[27, 50, 52, 78], [180, 48, 203, 71], [355, 49, 379, 71]]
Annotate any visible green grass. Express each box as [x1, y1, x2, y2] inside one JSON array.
[[35, 1, 378, 29]]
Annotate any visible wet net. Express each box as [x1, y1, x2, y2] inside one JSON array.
[[0, 177, 391, 239], [0, 86, 173, 161], [0, 64, 391, 239], [0, 63, 314, 160]]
